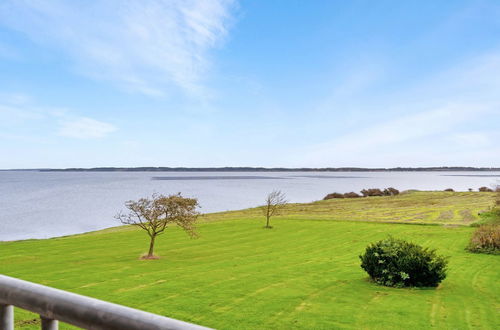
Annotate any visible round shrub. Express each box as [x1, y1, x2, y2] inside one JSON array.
[[343, 192, 361, 198], [359, 237, 448, 287]]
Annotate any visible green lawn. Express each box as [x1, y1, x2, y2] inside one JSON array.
[[1, 192, 498, 329]]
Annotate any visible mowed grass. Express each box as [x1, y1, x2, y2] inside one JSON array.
[[204, 191, 495, 225], [1, 192, 499, 329]]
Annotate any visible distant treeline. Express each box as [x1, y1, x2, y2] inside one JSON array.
[[34, 166, 500, 172]]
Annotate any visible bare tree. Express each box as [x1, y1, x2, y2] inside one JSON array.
[[116, 193, 199, 258], [262, 190, 288, 228]]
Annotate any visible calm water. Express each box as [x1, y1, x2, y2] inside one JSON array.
[[1, 171, 499, 241]]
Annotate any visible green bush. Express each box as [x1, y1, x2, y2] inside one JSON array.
[[359, 237, 448, 287]]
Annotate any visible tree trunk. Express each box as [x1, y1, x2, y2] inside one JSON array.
[[148, 235, 156, 257], [266, 215, 270, 228]]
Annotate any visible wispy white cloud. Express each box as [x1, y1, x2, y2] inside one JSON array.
[[0, 0, 236, 96], [296, 52, 500, 167], [448, 132, 493, 148], [300, 104, 492, 168], [58, 117, 117, 139], [310, 104, 490, 154], [0, 93, 45, 123], [0, 92, 32, 105], [0, 94, 116, 140]]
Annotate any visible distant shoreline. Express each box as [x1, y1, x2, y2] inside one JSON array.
[[2, 166, 500, 172]]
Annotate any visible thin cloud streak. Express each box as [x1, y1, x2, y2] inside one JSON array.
[[58, 117, 117, 139], [0, 96, 117, 140], [0, 0, 236, 97], [297, 52, 500, 167], [314, 104, 491, 154]]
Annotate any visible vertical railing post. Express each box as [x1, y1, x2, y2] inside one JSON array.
[[40, 316, 58, 330], [0, 304, 14, 330]]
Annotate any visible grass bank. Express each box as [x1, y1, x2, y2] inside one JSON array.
[[1, 192, 498, 329], [203, 191, 495, 225]]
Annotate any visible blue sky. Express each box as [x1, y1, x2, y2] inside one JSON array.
[[0, 0, 499, 169]]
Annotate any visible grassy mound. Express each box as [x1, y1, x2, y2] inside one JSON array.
[[1, 192, 499, 329]]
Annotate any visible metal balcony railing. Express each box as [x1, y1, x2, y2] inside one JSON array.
[[0, 274, 211, 330]]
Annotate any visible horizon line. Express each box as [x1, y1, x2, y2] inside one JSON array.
[[2, 166, 500, 172]]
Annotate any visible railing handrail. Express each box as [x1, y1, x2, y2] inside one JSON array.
[[0, 274, 211, 330]]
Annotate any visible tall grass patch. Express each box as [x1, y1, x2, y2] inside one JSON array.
[[467, 224, 500, 255]]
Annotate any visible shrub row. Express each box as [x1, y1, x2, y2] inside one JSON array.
[[445, 186, 500, 192], [362, 187, 400, 197], [327, 187, 499, 198], [324, 187, 399, 200]]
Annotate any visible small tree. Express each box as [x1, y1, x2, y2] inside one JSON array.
[[116, 193, 199, 259], [262, 190, 288, 228]]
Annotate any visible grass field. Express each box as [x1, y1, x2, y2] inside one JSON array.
[[204, 191, 495, 225], [1, 192, 498, 329]]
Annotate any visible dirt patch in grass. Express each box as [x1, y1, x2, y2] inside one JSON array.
[[438, 210, 454, 220], [139, 254, 161, 260], [459, 210, 475, 223]]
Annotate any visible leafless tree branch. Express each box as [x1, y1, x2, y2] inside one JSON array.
[[262, 190, 288, 228]]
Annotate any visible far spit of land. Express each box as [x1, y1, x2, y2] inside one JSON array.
[[3, 166, 500, 172]]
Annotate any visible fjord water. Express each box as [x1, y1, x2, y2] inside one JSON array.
[[0, 171, 499, 241]]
